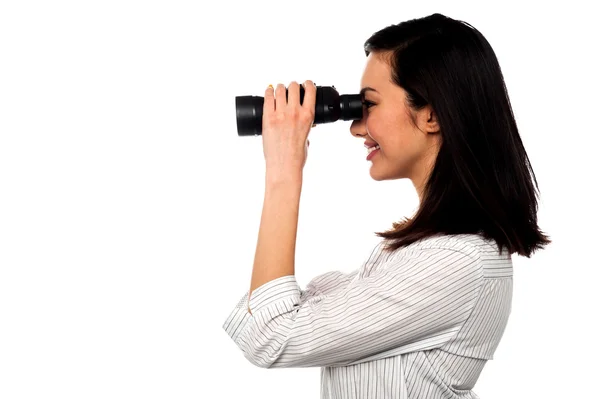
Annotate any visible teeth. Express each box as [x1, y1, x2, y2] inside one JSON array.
[[367, 145, 380, 154]]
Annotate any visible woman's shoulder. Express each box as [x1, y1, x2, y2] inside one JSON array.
[[397, 233, 509, 261], [412, 234, 513, 278]]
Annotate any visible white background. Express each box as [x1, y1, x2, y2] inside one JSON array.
[[1, 1, 598, 398]]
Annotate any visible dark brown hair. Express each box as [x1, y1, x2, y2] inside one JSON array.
[[365, 13, 551, 257]]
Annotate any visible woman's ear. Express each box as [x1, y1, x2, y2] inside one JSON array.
[[422, 106, 440, 134]]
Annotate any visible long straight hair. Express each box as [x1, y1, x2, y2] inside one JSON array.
[[365, 13, 551, 257]]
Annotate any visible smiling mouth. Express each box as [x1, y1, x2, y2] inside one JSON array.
[[367, 147, 380, 160], [367, 145, 380, 155]]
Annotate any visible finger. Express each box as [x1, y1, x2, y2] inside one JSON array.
[[275, 83, 286, 113], [263, 84, 274, 115], [302, 80, 317, 114], [287, 81, 300, 108]]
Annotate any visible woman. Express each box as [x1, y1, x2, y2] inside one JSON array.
[[223, 12, 550, 399]]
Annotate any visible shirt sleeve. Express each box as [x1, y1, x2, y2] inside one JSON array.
[[222, 268, 359, 344], [301, 268, 360, 299], [222, 247, 483, 369]]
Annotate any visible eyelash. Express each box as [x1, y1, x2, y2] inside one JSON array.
[[362, 100, 374, 109]]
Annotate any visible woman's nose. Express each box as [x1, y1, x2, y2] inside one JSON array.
[[350, 118, 367, 138]]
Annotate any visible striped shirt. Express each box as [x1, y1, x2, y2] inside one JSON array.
[[222, 233, 513, 399]]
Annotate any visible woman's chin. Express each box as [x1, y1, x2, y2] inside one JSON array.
[[369, 167, 387, 181]]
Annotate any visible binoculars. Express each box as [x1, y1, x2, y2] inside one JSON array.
[[235, 85, 363, 136]]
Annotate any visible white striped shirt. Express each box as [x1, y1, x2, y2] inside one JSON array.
[[223, 233, 512, 399]]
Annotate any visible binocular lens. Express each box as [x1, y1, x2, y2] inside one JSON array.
[[235, 85, 363, 136]]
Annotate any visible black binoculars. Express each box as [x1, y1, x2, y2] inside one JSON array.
[[235, 85, 363, 136]]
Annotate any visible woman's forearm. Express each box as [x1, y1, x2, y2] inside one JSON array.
[[248, 171, 303, 314]]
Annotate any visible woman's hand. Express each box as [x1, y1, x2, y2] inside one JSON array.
[[262, 80, 316, 180]]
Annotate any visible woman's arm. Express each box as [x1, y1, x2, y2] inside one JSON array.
[[248, 171, 303, 315], [225, 247, 484, 368]]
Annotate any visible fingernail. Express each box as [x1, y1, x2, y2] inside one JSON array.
[[268, 84, 273, 89]]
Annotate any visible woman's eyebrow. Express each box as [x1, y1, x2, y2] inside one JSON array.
[[360, 87, 378, 98]]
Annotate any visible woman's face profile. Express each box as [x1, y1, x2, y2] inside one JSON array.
[[350, 52, 440, 196]]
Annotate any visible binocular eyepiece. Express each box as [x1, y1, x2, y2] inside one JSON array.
[[235, 85, 363, 136]]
